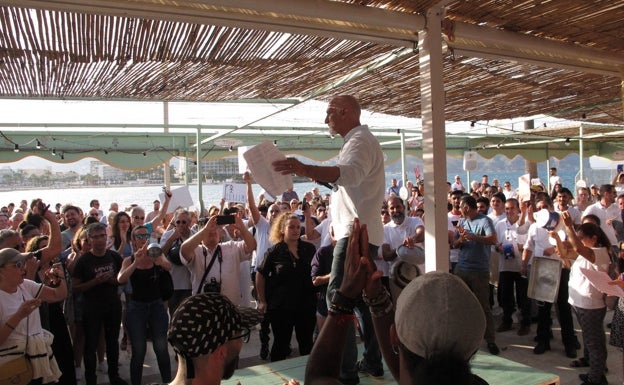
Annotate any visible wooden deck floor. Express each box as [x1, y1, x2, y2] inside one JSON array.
[[223, 345, 559, 385]]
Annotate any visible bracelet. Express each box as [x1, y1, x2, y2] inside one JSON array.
[[362, 287, 391, 307], [5, 322, 16, 330], [329, 302, 354, 315], [328, 311, 355, 324], [369, 299, 394, 318]]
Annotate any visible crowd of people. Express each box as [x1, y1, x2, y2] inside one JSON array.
[[2, 95, 624, 385]]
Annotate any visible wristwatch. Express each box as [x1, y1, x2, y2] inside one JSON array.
[[330, 290, 357, 310]]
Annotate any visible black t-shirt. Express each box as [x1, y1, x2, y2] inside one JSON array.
[[72, 249, 123, 304], [257, 240, 317, 310]]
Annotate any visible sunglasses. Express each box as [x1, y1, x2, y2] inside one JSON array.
[[133, 216, 145, 220], [13, 243, 25, 250], [381, 210, 389, 215], [176, 220, 187, 225], [90, 213, 99, 217], [135, 233, 150, 240]]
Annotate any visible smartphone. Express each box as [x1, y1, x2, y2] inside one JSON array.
[[302, 197, 308, 211], [216, 215, 235, 225]]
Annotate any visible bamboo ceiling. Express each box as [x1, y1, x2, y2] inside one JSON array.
[[0, 0, 623, 125]]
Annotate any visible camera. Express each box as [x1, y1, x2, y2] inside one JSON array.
[[147, 243, 162, 258], [203, 277, 221, 294]]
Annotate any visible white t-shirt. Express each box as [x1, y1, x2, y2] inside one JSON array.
[[251, 216, 272, 272], [160, 228, 194, 291], [568, 247, 611, 309], [182, 240, 251, 305], [583, 201, 620, 246], [383, 216, 425, 272], [0, 280, 44, 364]]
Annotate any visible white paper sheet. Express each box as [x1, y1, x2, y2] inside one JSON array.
[[159, 185, 194, 214], [222, 183, 247, 203], [580, 267, 624, 297], [242, 140, 292, 198]]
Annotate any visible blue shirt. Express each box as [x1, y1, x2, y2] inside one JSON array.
[[457, 214, 495, 272]]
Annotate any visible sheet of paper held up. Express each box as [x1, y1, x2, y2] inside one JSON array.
[[580, 268, 624, 297], [159, 185, 194, 214], [243, 140, 292, 198]]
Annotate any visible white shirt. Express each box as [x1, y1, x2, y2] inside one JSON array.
[[568, 247, 611, 309], [251, 216, 272, 272], [160, 228, 194, 291], [448, 212, 461, 263], [383, 216, 425, 272], [331, 125, 385, 246], [583, 201, 620, 246], [503, 188, 518, 200], [182, 240, 251, 306], [495, 219, 522, 272], [555, 205, 582, 226]]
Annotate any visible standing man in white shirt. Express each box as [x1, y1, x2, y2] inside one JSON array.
[[451, 175, 465, 192], [272, 94, 385, 384], [583, 184, 620, 254]]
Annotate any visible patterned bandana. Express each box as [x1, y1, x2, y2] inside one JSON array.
[[168, 293, 262, 358]]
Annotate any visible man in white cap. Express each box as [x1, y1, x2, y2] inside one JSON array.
[[305, 219, 488, 385], [167, 293, 261, 385]]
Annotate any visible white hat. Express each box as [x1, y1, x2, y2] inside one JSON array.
[[395, 271, 485, 361]]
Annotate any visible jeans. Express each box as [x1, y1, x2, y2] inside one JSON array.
[[126, 299, 172, 385], [327, 238, 382, 380], [83, 299, 122, 385]]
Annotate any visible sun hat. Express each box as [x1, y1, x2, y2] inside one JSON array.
[[0, 248, 31, 266], [395, 271, 485, 361]]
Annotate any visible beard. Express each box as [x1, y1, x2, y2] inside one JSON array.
[[222, 355, 239, 380], [391, 212, 405, 225]]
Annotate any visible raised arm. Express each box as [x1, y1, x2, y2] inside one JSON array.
[[148, 190, 172, 229], [244, 172, 261, 224]]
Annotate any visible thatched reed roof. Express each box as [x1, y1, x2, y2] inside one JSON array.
[[0, 0, 622, 125]]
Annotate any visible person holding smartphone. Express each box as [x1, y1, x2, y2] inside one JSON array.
[[179, 215, 256, 305]]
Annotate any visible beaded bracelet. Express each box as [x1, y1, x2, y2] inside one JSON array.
[[329, 302, 355, 315], [369, 299, 394, 318], [362, 287, 391, 307]]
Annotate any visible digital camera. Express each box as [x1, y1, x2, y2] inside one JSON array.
[[203, 277, 221, 294]]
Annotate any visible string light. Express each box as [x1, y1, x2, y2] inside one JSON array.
[[35, 139, 41, 149], [13, 144, 19, 153]]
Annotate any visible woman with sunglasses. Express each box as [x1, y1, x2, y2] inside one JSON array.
[[118, 225, 172, 385], [0, 247, 67, 384]]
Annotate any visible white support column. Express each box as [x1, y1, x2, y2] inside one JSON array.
[[400, 130, 407, 190], [419, 6, 448, 273], [196, 127, 205, 214], [163, 102, 171, 188]]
